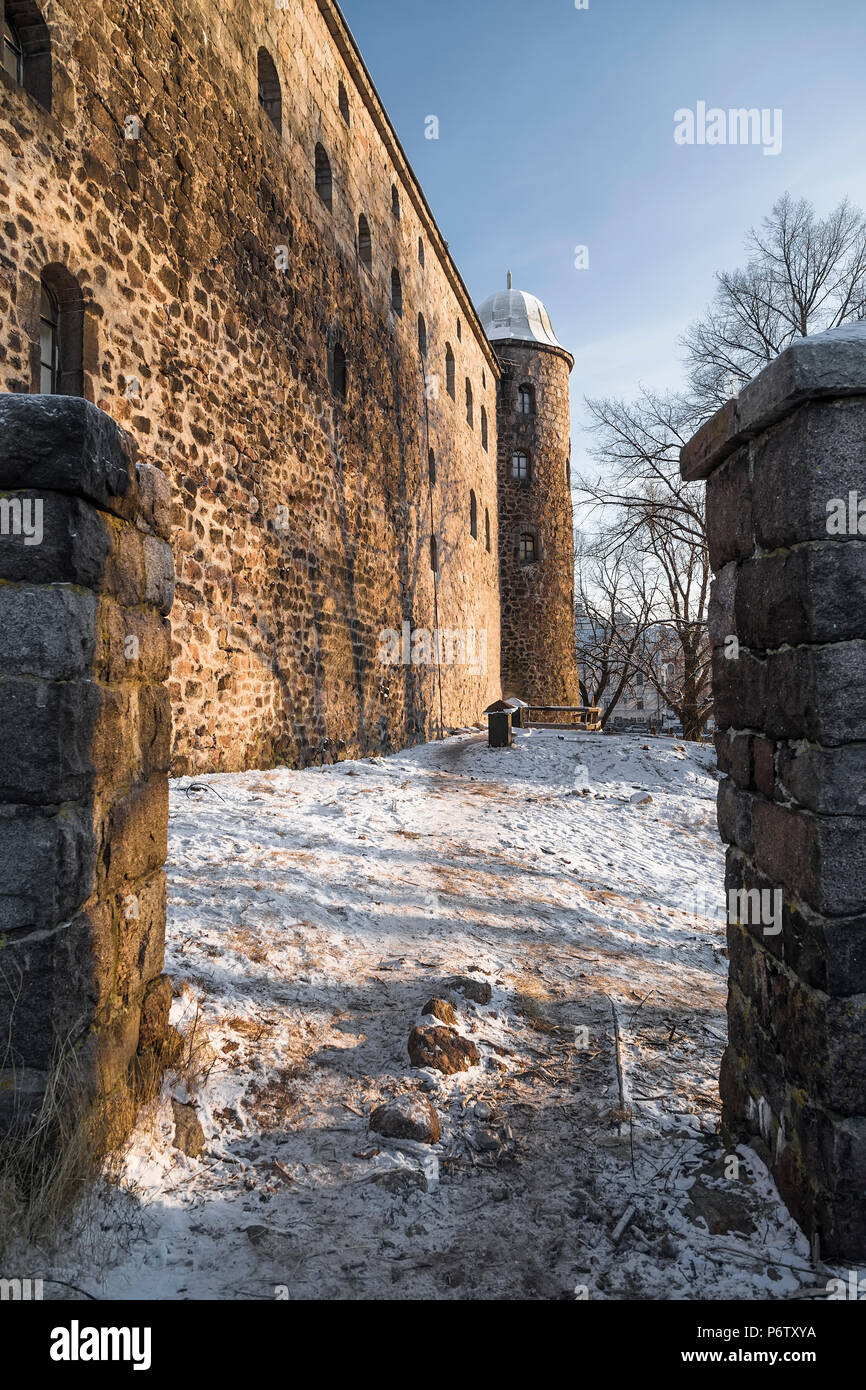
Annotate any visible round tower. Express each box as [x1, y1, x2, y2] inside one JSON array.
[[478, 277, 581, 706]]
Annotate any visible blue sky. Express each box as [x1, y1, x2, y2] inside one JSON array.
[[339, 0, 866, 466]]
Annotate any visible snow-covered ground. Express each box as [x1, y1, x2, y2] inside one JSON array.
[[43, 729, 829, 1300]]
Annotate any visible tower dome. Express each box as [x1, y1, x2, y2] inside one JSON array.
[[478, 275, 570, 356]]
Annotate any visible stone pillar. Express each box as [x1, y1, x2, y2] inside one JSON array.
[[681, 324, 866, 1261], [0, 396, 174, 1138]]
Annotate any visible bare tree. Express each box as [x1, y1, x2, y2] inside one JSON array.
[[578, 390, 713, 740], [683, 193, 866, 413], [575, 534, 657, 725]]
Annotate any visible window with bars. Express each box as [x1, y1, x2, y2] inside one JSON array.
[[512, 451, 530, 482], [519, 532, 538, 565], [39, 283, 59, 394]]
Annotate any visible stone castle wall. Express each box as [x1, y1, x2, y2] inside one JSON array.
[[0, 0, 502, 773], [495, 342, 581, 705]]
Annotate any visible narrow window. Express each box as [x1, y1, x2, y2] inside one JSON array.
[[566, 455, 571, 487], [3, 3, 51, 110], [465, 378, 473, 428], [391, 184, 400, 220], [481, 404, 488, 452], [456, 318, 462, 342], [445, 344, 455, 400], [512, 451, 530, 482], [257, 49, 282, 135], [485, 508, 491, 553], [338, 80, 350, 124], [430, 536, 438, 572], [2, 17, 22, 84], [519, 532, 538, 565], [330, 343, 347, 400], [428, 449, 436, 487], [518, 383, 535, 415], [391, 267, 403, 317], [315, 144, 333, 211], [417, 311, 427, 357], [358, 214, 372, 272], [37, 265, 84, 397], [418, 236, 425, 267], [470, 490, 478, 540], [39, 283, 58, 393]]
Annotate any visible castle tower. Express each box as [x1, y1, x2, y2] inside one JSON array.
[[478, 277, 581, 706]]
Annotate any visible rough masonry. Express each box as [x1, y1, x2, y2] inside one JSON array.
[[0, 394, 173, 1129], [0, 0, 505, 774], [682, 323, 866, 1260]]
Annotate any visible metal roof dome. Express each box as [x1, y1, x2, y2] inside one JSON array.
[[478, 273, 568, 352]]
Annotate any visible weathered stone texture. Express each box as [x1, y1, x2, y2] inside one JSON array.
[[495, 343, 581, 704], [0, 396, 172, 1127], [684, 331, 866, 1259], [0, 0, 502, 773]]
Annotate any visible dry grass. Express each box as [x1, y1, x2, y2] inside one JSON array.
[[512, 975, 562, 1036], [0, 1005, 209, 1264]]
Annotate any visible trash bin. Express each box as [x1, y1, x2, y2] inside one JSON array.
[[488, 709, 512, 748]]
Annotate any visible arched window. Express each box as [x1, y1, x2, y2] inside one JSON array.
[[39, 282, 58, 393], [519, 532, 538, 565], [257, 48, 282, 135], [470, 490, 478, 540], [2, 2, 51, 110], [445, 344, 455, 400], [38, 265, 84, 396], [428, 448, 436, 487], [338, 80, 350, 124], [358, 214, 372, 273], [315, 144, 333, 211], [518, 383, 536, 415], [417, 311, 427, 357], [430, 536, 438, 572], [481, 405, 488, 452], [512, 451, 531, 483], [485, 508, 491, 553], [465, 379, 473, 428], [391, 184, 400, 220], [391, 267, 402, 317], [329, 343, 347, 400], [418, 236, 425, 267]]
